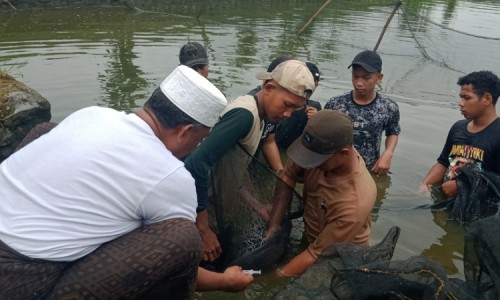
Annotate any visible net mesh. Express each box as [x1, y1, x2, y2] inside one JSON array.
[[431, 166, 500, 224], [204, 144, 303, 271], [273, 216, 500, 300]]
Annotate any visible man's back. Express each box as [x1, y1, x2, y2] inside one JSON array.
[[0, 106, 197, 261]]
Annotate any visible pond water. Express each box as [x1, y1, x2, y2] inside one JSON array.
[[1, 0, 500, 298]]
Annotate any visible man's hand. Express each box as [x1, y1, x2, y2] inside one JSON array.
[[196, 266, 253, 292], [305, 106, 318, 119], [220, 266, 254, 292], [418, 183, 431, 197], [371, 151, 392, 175], [196, 210, 222, 261], [441, 180, 458, 198], [200, 227, 222, 261]]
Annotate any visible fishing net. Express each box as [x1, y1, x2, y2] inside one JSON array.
[[327, 216, 500, 300], [272, 226, 401, 299], [400, 2, 500, 77], [430, 165, 500, 224], [273, 216, 500, 300], [204, 144, 304, 271]]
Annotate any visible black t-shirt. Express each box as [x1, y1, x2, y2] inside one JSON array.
[[437, 118, 500, 181], [275, 99, 322, 150]]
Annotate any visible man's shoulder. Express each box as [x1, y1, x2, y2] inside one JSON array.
[[324, 92, 352, 108], [377, 93, 399, 109], [223, 95, 257, 116], [229, 94, 256, 103], [330, 91, 351, 101], [308, 99, 322, 110], [450, 119, 469, 129]]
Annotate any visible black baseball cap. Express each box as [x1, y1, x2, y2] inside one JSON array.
[[267, 55, 294, 72], [348, 50, 382, 73], [179, 42, 209, 67], [306, 62, 320, 82]]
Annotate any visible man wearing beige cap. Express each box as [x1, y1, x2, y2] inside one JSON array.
[[0, 66, 252, 298], [266, 110, 377, 277], [185, 60, 315, 262]]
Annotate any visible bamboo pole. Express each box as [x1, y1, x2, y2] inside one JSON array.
[[297, 0, 333, 36], [2, 0, 17, 10], [373, 1, 402, 51]]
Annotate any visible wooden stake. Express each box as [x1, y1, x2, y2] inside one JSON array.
[[297, 0, 333, 36], [2, 0, 17, 10], [373, 1, 402, 51]]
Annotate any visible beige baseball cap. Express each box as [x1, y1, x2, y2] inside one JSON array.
[[255, 60, 315, 98], [160, 65, 227, 127]]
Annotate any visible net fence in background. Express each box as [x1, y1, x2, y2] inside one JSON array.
[[399, 2, 500, 75]]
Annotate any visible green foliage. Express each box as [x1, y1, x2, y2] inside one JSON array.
[[0, 87, 15, 124], [0, 61, 27, 79]]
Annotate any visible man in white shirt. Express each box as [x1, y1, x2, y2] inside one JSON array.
[[0, 66, 253, 299]]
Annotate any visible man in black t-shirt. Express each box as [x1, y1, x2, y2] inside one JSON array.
[[421, 71, 500, 198]]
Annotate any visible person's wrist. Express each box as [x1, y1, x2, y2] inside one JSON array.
[[276, 267, 286, 277], [275, 168, 283, 176], [276, 267, 298, 278]]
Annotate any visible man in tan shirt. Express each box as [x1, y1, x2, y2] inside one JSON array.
[[266, 110, 377, 277]]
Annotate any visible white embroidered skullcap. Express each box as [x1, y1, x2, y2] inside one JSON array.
[[160, 65, 227, 127]]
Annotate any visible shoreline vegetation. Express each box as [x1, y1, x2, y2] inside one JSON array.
[[0, 62, 27, 123]]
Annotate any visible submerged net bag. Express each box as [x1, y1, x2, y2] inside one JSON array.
[[328, 216, 500, 300], [205, 144, 304, 271], [431, 166, 500, 223], [273, 216, 500, 300], [328, 217, 500, 300], [272, 226, 401, 299], [463, 215, 500, 299], [329, 256, 471, 300]]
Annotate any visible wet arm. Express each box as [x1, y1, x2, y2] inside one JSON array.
[[278, 250, 316, 277], [421, 162, 447, 192], [266, 170, 297, 237], [196, 266, 254, 292], [372, 134, 398, 174], [262, 133, 283, 174], [279, 217, 362, 276]]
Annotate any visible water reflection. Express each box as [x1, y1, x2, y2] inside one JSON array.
[[98, 27, 148, 112], [372, 174, 392, 223], [420, 209, 465, 275]]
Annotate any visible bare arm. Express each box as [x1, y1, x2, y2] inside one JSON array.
[[261, 133, 284, 174], [196, 210, 221, 262], [196, 266, 254, 292], [277, 250, 316, 277], [371, 134, 398, 175], [420, 162, 447, 194], [266, 171, 296, 238]]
